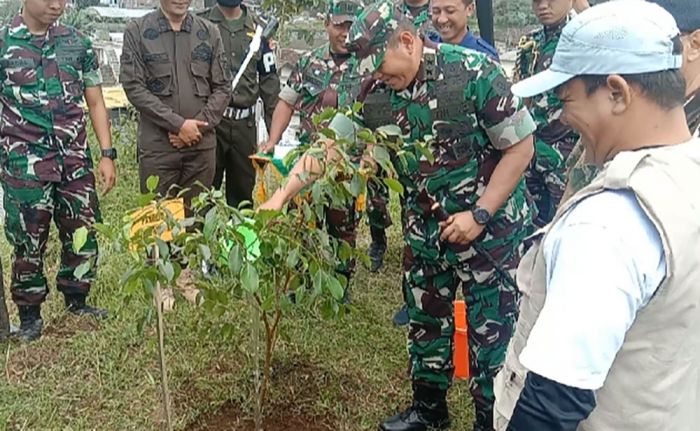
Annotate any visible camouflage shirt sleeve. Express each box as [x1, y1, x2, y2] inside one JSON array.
[[278, 54, 308, 106], [473, 59, 536, 150], [80, 32, 102, 87]]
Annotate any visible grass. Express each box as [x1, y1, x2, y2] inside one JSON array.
[[0, 125, 475, 430]]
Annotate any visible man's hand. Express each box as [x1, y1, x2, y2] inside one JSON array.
[[259, 139, 275, 154], [98, 157, 117, 194], [178, 119, 208, 145], [439, 211, 485, 244], [258, 193, 285, 212], [168, 133, 188, 149]]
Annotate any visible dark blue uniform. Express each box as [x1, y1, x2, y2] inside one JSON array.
[[431, 29, 499, 61]]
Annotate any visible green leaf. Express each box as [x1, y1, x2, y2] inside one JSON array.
[[416, 142, 436, 165], [72, 227, 88, 254], [199, 244, 212, 261], [146, 175, 159, 193], [327, 276, 344, 301], [228, 244, 243, 275], [348, 173, 364, 198], [357, 129, 376, 144], [136, 192, 156, 207], [372, 146, 391, 165], [318, 128, 336, 140], [203, 207, 218, 240], [338, 241, 352, 262], [383, 178, 404, 195], [376, 124, 402, 137], [73, 261, 91, 280], [285, 248, 300, 268], [241, 263, 259, 294], [352, 101, 363, 113], [160, 261, 174, 283]]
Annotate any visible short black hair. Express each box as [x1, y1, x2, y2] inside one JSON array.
[[577, 69, 687, 110], [387, 19, 418, 48]]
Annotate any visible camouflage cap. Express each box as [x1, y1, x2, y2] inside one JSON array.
[[345, 0, 405, 75], [327, 0, 363, 24]]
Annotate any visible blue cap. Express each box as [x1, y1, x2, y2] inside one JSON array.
[[512, 0, 683, 98], [648, 0, 700, 32]]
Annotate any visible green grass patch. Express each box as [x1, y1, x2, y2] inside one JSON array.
[[0, 123, 474, 430]]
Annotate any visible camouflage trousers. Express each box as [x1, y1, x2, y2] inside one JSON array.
[[366, 177, 393, 230], [325, 200, 359, 277], [2, 173, 101, 306], [525, 136, 577, 227], [403, 226, 523, 431]]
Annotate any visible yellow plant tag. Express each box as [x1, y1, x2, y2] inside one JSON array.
[[129, 198, 185, 244]]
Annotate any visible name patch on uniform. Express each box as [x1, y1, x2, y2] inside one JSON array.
[[0, 58, 36, 69], [144, 53, 169, 64], [57, 46, 85, 64]]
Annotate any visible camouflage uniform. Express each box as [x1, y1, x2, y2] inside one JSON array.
[[562, 88, 700, 202], [278, 0, 365, 277], [347, 2, 537, 428], [0, 16, 103, 306], [397, 0, 437, 40], [514, 15, 579, 227], [363, 0, 437, 238]]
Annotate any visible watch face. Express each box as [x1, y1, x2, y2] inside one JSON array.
[[473, 208, 490, 224]]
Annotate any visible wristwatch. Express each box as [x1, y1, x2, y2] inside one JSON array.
[[472, 206, 491, 225], [101, 148, 117, 160]]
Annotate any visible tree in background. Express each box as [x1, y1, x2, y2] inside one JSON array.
[[494, 0, 538, 48]]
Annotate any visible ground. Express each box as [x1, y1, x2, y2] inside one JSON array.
[[0, 130, 475, 430]]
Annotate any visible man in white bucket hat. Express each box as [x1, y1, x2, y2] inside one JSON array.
[[493, 1, 700, 430]]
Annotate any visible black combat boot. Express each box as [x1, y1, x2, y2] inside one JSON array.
[[379, 383, 451, 431], [368, 226, 387, 273], [13, 305, 43, 342], [392, 304, 410, 326], [65, 295, 108, 319]]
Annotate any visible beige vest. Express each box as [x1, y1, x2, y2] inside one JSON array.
[[494, 140, 700, 431]]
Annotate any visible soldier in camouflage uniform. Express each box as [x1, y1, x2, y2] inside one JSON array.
[[199, 0, 280, 208], [261, 0, 365, 284], [561, 0, 700, 202], [0, 0, 117, 341], [346, 2, 537, 430], [513, 0, 579, 227], [363, 0, 439, 274]]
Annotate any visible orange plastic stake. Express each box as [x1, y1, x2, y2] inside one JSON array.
[[453, 300, 470, 379]]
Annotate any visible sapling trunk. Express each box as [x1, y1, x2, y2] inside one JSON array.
[[0, 260, 9, 341], [153, 245, 173, 431]]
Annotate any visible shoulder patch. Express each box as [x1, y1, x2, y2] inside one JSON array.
[[197, 28, 209, 40]]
